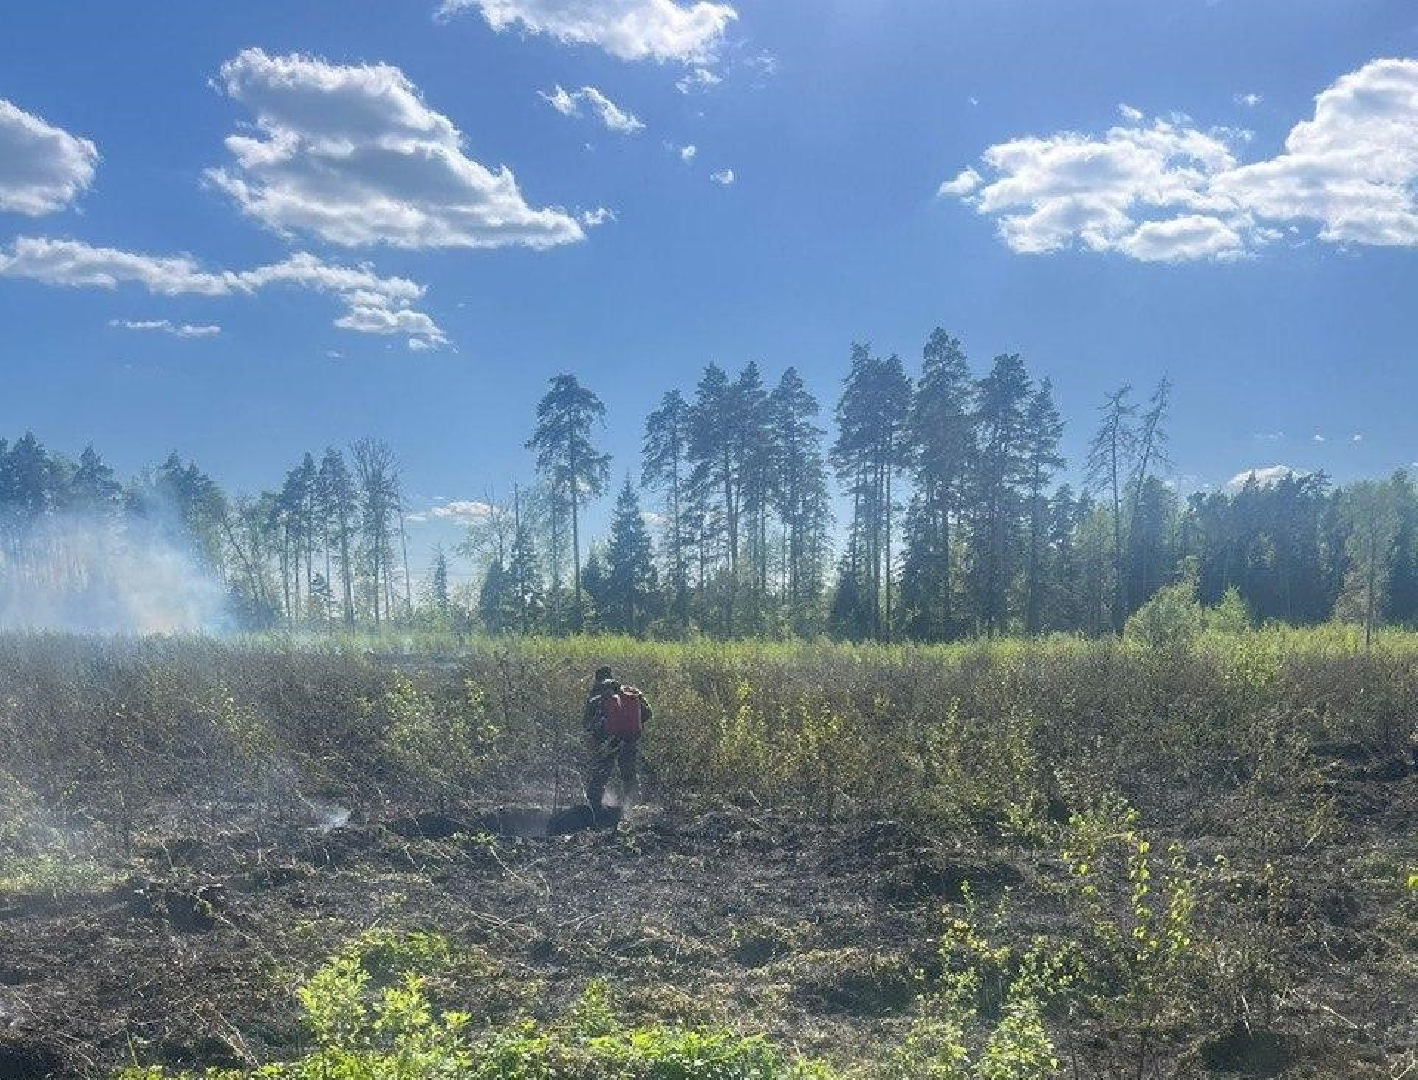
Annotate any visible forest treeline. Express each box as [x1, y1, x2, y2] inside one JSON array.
[[1, 327, 1415, 641]]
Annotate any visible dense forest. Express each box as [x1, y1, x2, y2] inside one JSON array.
[[1, 327, 1415, 641]]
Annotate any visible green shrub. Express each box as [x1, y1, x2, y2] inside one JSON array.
[[1124, 581, 1204, 651]]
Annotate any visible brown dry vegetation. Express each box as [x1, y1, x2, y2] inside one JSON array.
[[0, 630, 1416, 1078]]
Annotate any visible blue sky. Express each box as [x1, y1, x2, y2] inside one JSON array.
[[1, 1, 1416, 579]]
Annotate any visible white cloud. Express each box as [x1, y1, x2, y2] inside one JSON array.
[[1118, 103, 1144, 122], [109, 318, 221, 338], [938, 167, 982, 197], [0, 99, 98, 215], [1234, 92, 1263, 108], [1116, 214, 1244, 262], [579, 206, 616, 226], [1252, 431, 1285, 442], [335, 304, 445, 345], [676, 66, 722, 94], [1226, 465, 1305, 492], [942, 58, 1418, 260], [1313, 434, 1326, 442], [426, 499, 496, 524], [208, 48, 586, 251], [539, 84, 644, 133], [0, 237, 233, 295], [541, 84, 578, 116], [711, 167, 734, 185], [679, 143, 697, 161], [1, 237, 446, 348], [437, 0, 737, 63], [1352, 433, 1364, 443]]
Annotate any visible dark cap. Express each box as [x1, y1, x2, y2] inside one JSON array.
[[594, 666, 613, 682]]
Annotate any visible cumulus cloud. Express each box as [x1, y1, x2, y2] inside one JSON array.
[[109, 318, 221, 338], [941, 58, 1418, 261], [1116, 214, 1243, 262], [1234, 92, 1263, 108], [208, 48, 587, 251], [1226, 465, 1305, 492], [437, 0, 737, 63], [679, 143, 697, 161], [711, 167, 734, 185], [1, 237, 446, 348], [0, 99, 98, 215], [539, 84, 644, 133]]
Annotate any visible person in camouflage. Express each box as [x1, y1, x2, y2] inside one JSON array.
[[583, 665, 651, 816]]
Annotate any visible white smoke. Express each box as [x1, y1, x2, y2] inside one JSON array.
[[0, 513, 228, 634]]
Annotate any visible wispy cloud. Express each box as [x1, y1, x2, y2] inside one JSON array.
[[209, 49, 588, 251], [436, 0, 737, 64], [414, 499, 497, 525], [2, 238, 446, 349], [676, 66, 722, 94], [0, 99, 98, 215], [940, 58, 1418, 261], [1234, 92, 1263, 108], [108, 318, 221, 339], [540, 84, 644, 133], [711, 167, 735, 185]]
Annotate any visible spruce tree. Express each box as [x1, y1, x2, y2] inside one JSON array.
[[604, 476, 659, 634]]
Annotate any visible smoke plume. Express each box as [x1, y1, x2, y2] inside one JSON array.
[[0, 513, 228, 634]]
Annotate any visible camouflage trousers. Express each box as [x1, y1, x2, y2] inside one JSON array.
[[585, 733, 639, 810]]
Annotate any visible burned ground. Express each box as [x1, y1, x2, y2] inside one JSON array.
[[2, 744, 1417, 1078], [3, 635, 1418, 1077]]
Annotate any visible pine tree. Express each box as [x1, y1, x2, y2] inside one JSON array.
[[901, 329, 976, 640], [643, 389, 692, 630], [1021, 377, 1065, 633], [351, 438, 401, 629], [1338, 479, 1401, 650], [734, 362, 774, 632], [1086, 385, 1137, 630], [318, 448, 358, 627], [831, 346, 912, 640], [686, 364, 742, 633], [1125, 377, 1173, 611], [527, 374, 610, 632], [68, 446, 123, 515], [768, 367, 831, 632], [966, 354, 1032, 635]]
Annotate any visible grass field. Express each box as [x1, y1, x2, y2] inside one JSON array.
[[1, 627, 1416, 1078]]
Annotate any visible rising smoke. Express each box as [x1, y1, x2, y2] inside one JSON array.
[[0, 512, 228, 635]]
